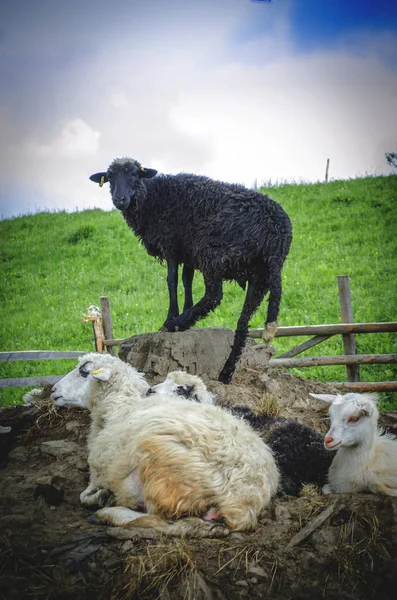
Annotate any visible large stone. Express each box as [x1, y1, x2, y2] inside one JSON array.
[[118, 327, 264, 382], [40, 440, 80, 459]]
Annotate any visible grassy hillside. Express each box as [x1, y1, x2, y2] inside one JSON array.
[[1, 175, 396, 407]]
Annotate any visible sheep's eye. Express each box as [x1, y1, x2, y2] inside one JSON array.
[[348, 416, 360, 423], [79, 365, 90, 378], [176, 386, 190, 398]]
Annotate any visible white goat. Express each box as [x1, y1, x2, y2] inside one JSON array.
[[147, 371, 216, 405], [310, 392, 397, 496], [51, 353, 279, 537]]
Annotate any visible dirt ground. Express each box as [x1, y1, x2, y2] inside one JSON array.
[[1, 335, 397, 600]]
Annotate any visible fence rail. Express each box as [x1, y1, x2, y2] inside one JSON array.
[[268, 353, 397, 369], [248, 322, 397, 338], [0, 352, 86, 388], [0, 351, 85, 363], [0, 376, 63, 389]]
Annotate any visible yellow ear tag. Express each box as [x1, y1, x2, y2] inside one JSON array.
[[92, 369, 104, 374], [140, 167, 146, 173], [99, 176, 105, 188]]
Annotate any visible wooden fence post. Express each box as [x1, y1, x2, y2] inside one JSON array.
[[325, 158, 330, 182], [337, 275, 360, 382], [100, 296, 116, 356]]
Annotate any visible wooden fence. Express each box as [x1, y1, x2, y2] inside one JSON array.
[[1, 277, 396, 392]]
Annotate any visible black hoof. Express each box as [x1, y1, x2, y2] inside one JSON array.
[[161, 320, 177, 332]]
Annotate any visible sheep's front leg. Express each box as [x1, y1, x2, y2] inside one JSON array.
[[182, 264, 194, 313], [163, 276, 223, 332], [80, 484, 114, 508], [80, 466, 114, 508], [163, 259, 179, 324]]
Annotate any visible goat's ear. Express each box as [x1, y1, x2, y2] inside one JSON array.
[[91, 368, 112, 381], [309, 393, 337, 404], [90, 172, 108, 186], [139, 167, 157, 179]]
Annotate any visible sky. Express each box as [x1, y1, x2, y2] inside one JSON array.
[[1, 0, 396, 219]]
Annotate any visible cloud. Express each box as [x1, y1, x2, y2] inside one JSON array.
[[0, 0, 396, 218], [28, 119, 100, 159]]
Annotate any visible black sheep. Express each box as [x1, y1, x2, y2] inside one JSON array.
[[90, 158, 292, 383], [224, 404, 333, 496]]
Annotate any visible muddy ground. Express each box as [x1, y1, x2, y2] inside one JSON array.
[[1, 332, 396, 599]]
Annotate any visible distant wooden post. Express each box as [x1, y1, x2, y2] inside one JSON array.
[[82, 306, 104, 353], [325, 158, 330, 182], [100, 296, 116, 356], [337, 275, 360, 382]]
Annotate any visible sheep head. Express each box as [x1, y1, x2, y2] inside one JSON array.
[[147, 371, 216, 405], [310, 392, 379, 451], [50, 353, 148, 409], [90, 157, 157, 211]]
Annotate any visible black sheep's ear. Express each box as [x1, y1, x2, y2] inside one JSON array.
[[89, 172, 108, 187], [139, 167, 157, 179]]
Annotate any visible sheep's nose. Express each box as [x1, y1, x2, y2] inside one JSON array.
[[114, 197, 128, 209], [146, 388, 155, 396], [325, 436, 334, 446]]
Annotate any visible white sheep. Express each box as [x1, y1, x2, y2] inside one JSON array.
[[310, 392, 397, 496], [147, 371, 216, 405], [51, 353, 279, 537]]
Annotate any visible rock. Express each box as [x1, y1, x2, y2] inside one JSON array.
[[248, 565, 268, 578], [119, 328, 259, 381], [311, 526, 339, 554], [274, 504, 292, 521], [35, 476, 53, 486], [40, 440, 80, 459], [121, 541, 135, 553], [8, 446, 29, 463], [65, 420, 81, 434]]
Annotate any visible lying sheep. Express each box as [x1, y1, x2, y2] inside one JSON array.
[[51, 354, 279, 537], [90, 158, 292, 384], [149, 371, 332, 496], [310, 392, 397, 496]]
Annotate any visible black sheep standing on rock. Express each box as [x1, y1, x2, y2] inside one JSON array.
[[90, 158, 292, 384]]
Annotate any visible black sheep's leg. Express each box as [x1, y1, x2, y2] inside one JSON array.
[[181, 264, 194, 313], [218, 279, 267, 384], [262, 260, 283, 343], [164, 274, 223, 332], [163, 260, 179, 326]]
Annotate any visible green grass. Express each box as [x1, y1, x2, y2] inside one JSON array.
[[0, 175, 396, 408]]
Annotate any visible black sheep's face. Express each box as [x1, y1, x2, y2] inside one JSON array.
[[89, 159, 157, 212], [108, 161, 141, 211]]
